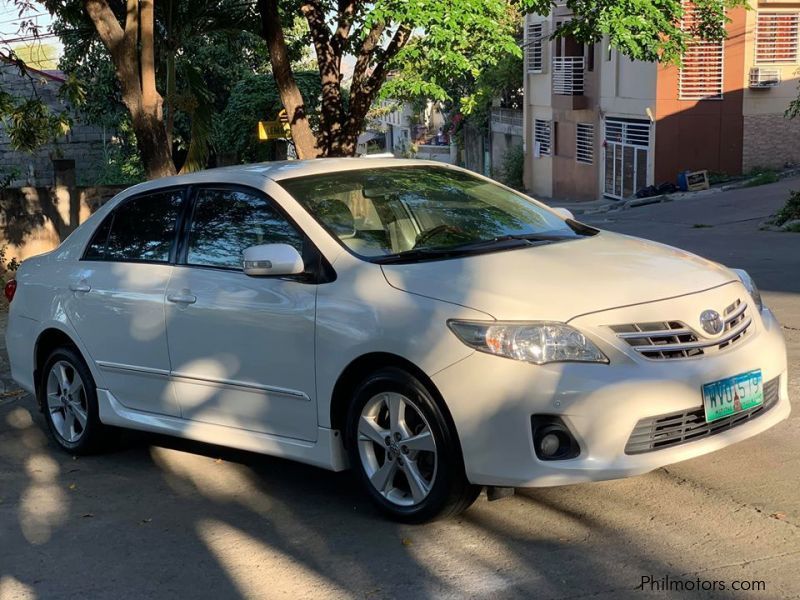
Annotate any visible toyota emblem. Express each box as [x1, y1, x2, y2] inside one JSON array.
[[700, 309, 724, 336]]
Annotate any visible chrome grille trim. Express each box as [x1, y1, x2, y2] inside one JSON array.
[[624, 376, 780, 454], [630, 316, 751, 354], [609, 299, 751, 360]]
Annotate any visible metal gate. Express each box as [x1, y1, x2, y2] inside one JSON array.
[[604, 118, 651, 199]]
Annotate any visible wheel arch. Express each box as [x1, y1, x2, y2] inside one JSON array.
[[329, 352, 461, 452], [33, 327, 83, 407]]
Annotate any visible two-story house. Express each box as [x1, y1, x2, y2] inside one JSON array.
[[523, 1, 800, 201]]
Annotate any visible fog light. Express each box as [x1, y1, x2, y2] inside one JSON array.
[[539, 433, 561, 458], [531, 415, 580, 461]]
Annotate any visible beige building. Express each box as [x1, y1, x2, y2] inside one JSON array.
[[523, 1, 800, 201]]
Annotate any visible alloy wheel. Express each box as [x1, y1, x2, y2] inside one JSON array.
[[46, 360, 89, 444], [357, 392, 438, 506]]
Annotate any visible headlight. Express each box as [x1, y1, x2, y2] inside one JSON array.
[[447, 320, 608, 365], [732, 269, 763, 311]]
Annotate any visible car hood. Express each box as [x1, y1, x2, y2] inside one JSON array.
[[380, 231, 738, 321]]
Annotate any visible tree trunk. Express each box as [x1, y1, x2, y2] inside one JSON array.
[[84, 0, 176, 179], [129, 104, 177, 179], [258, 0, 321, 159]]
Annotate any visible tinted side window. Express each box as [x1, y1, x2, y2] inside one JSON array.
[[187, 189, 304, 270], [84, 215, 113, 260], [101, 191, 183, 263]]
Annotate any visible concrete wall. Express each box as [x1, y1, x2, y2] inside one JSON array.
[[0, 186, 123, 262], [0, 64, 110, 187]]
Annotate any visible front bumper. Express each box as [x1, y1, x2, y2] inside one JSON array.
[[432, 306, 791, 488]]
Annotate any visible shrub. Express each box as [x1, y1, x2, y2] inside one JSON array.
[[744, 168, 779, 187], [773, 190, 800, 227], [0, 245, 20, 288], [501, 144, 525, 191]]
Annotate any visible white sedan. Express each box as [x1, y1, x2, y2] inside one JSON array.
[[5, 159, 790, 522]]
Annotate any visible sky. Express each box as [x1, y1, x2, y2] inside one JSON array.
[[0, 1, 62, 69]]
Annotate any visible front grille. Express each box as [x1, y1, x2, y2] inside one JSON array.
[[624, 376, 780, 454], [610, 299, 751, 360]]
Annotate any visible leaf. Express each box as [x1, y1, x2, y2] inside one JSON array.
[[401, 537, 413, 546]]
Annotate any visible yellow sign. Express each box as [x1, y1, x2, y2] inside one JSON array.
[[258, 111, 291, 141], [258, 121, 283, 140]]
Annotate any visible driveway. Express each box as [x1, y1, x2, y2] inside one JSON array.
[[1, 179, 799, 599]]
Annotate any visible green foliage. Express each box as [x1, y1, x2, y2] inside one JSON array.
[[773, 191, 800, 227], [217, 71, 321, 163], [745, 168, 779, 187], [380, 1, 521, 106], [0, 245, 20, 288], [0, 88, 72, 153], [707, 171, 732, 185], [90, 148, 146, 187], [0, 167, 21, 190], [519, 0, 745, 65], [787, 81, 800, 120], [52, 0, 271, 171], [500, 145, 525, 191]]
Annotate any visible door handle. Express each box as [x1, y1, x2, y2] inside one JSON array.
[[69, 281, 91, 293], [167, 291, 197, 305]]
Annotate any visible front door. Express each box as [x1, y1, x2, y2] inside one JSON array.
[[67, 188, 185, 416], [604, 118, 650, 199], [164, 186, 318, 441]]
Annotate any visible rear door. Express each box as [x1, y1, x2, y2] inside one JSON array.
[[164, 186, 318, 441], [67, 188, 185, 416]]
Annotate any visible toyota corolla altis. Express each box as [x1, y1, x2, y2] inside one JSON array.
[[5, 159, 790, 521]]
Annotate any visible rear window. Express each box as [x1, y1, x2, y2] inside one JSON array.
[[84, 190, 184, 263]]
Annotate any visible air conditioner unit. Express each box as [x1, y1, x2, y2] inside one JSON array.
[[749, 67, 781, 89]]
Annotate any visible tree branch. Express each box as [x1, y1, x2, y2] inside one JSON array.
[[331, 0, 358, 58], [84, 0, 125, 56], [365, 24, 412, 92], [350, 20, 384, 95]]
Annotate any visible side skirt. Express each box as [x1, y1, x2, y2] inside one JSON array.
[[96, 389, 349, 471]]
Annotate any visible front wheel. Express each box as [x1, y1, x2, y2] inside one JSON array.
[[346, 367, 480, 522]]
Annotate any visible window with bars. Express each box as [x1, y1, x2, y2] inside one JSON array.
[[679, 2, 724, 100], [534, 119, 551, 156], [526, 22, 545, 73], [756, 12, 799, 64], [576, 123, 594, 164]]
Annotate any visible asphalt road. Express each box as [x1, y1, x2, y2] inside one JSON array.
[[1, 179, 799, 600]]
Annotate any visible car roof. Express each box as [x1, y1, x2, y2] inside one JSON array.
[[119, 158, 454, 197]]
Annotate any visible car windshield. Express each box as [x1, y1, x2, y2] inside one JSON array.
[[279, 166, 593, 262]]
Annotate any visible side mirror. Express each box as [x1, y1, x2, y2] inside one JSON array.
[[552, 207, 574, 221], [243, 244, 304, 277]]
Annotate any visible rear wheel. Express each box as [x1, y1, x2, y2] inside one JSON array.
[[346, 367, 480, 522], [39, 347, 109, 454]]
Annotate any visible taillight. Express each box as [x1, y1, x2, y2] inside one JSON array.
[[4, 279, 16, 302]]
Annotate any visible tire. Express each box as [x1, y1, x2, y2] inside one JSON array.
[[346, 367, 481, 523], [38, 346, 109, 455]]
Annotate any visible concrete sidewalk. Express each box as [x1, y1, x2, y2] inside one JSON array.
[[544, 171, 800, 218]]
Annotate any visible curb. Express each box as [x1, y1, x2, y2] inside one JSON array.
[[584, 168, 800, 215]]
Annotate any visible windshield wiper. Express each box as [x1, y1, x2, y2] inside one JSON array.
[[376, 247, 469, 264], [375, 234, 566, 264], [447, 233, 571, 250]]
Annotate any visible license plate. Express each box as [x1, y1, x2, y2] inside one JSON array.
[[702, 369, 763, 423]]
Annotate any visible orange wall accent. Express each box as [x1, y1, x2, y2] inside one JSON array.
[[654, 7, 747, 183]]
